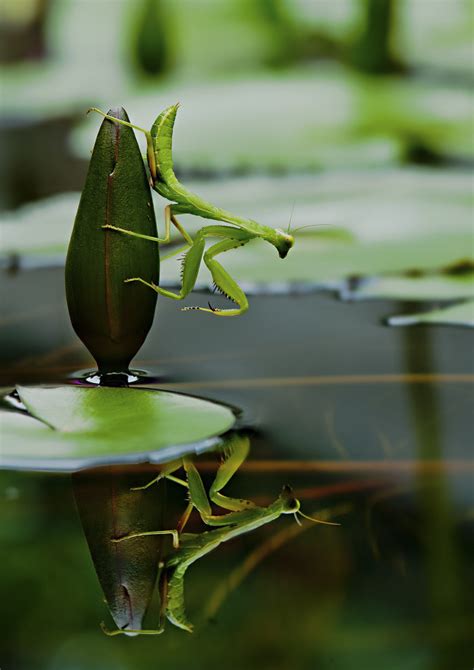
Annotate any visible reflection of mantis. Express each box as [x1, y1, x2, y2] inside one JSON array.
[[103, 437, 337, 635], [88, 104, 294, 316]]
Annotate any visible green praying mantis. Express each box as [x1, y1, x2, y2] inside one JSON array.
[[103, 436, 338, 636], [88, 104, 295, 316]]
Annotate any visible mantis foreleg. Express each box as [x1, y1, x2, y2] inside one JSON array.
[[209, 435, 255, 512], [183, 457, 256, 527], [125, 226, 250, 309], [182, 237, 251, 317]]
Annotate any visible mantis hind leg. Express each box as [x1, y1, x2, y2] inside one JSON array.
[[103, 204, 193, 246], [131, 458, 186, 491], [112, 528, 180, 549], [182, 238, 251, 316]]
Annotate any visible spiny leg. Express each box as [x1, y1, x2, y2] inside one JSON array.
[[87, 107, 157, 180], [209, 435, 255, 512], [176, 501, 194, 533], [183, 458, 257, 527], [182, 237, 251, 316], [125, 224, 240, 299]]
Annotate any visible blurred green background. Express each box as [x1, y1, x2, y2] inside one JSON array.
[[0, 1, 473, 669]]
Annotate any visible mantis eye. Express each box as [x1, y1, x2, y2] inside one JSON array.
[[280, 485, 300, 512]]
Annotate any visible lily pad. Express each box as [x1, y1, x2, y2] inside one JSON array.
[[342, 273, 474, 302], [0, 385, 236, 471], [71, 66, 473, 169], [388, 300, 474, 328], [0, 192, 80, 260]]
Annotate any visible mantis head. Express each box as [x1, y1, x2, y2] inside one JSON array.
[[274, 229, 294, 259], [280, 485, 340, 527]]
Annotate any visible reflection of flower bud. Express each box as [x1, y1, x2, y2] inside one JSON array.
[[66, 108, 159, 373], [72, 466, 164, 633]]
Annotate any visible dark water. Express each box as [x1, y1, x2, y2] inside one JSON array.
[[1, 266, 473, 670]]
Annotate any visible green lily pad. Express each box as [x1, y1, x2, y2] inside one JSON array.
[[344, 273, 474, 301], [0, 386, 236, 471], [388, 300, 474, 328], [0, 192, 80, 259], [400, 0, 474, 75], [2, 171, 471, 320], [70, 66, 472, 169]]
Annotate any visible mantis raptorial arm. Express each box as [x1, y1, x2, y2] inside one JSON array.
[[125, 225, 251, 316], [131, 436, 255, 525], [209, 435, 255, 512], [183, 237, 250, 316]]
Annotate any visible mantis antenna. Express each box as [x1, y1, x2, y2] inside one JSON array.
[[292, 223, 334, 234], [294, 509, 340, 527], [287, 202, 296, 235]]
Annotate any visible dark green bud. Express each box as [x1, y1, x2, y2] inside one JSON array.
[[65, 108, 159, 374]]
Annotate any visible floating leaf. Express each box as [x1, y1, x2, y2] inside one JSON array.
[[69, 67, 473, 168], [343, 273, 474, 302], [0, 192, 80, 258], [0, 386, 236, 471], [388, 300, 474, 328]]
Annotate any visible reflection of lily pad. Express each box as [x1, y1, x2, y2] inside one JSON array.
[[0, 386, 235, 471], [388, 300, 474, 328]]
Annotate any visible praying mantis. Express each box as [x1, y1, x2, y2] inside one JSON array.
[[88, 104, 295, 316], [103, 436, 338, 635]]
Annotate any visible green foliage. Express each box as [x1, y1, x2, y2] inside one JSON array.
[[130, 0, 173, 78]]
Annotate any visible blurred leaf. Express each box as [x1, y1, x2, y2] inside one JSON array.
[[388, 300, 474, 328], [0, 192, 80, 257], [166, 231, 471, 288], [0, 385, 235, 471], [343, 274, 474, 301], [399, 0, 474, 76], [131, 0, 173, 78], [69, 67, 473, 169]]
